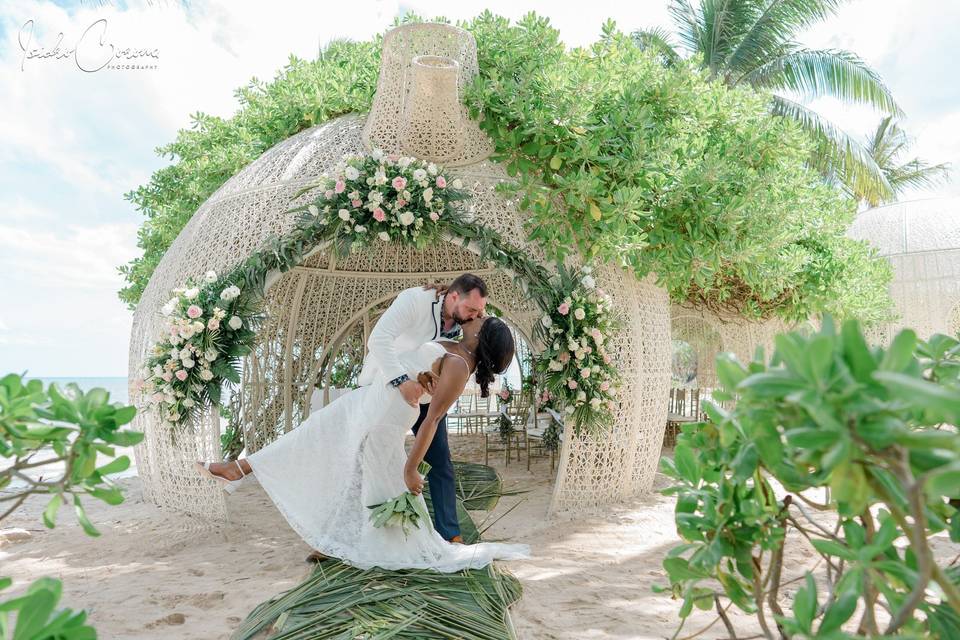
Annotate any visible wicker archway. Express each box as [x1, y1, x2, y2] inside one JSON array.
[[127, 23, 673, 521]]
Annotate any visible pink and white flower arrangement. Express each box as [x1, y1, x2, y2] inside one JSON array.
[[534, 265, 618, 433], [136, 273, 254, 431], [304, 150, 468, 250]]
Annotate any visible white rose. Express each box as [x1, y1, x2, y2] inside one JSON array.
[[541, 315, 553, 328], [204, 349, 218, 361], [452, 178, 463, 189], [427, 163, 438, 175], [184, 287, 199, 300], [308, 204, 320, 216], [183, 358, 195, 369], [161, 297, 178, 316], [371, 148, 384, 161], [354, 224, 367, 233], [191, 320, 204, 333], [398, 211, 415, 226], [183, 397, 195, 408], [204, 270, 218, 283], [398, 157, 412, 169], [344, 166, 360, 180], [413, 168, 427, 181], [199, 369, 214, 381], [574, 308, 586, 320], [548, 360, 563, 371], [219, 285, 240, 301], [338, 209, 351, 221], [378, 232, 391, 242], [228, 315, 243, 330], [577, 390, 587, 402], [422, 187, 433, 203], [590, 397, 602, 409], [169, 348, 180, 359], [582, 275, 596, 289], [179, 348, 191, 361]]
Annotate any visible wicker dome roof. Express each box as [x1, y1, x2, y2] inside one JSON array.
[[847, 197, 960, 340], [848, 197, 960, 256]]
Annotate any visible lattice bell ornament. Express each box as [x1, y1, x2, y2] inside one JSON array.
[[362, 23, 493, 166]]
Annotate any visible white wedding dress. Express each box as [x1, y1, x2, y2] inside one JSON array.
[[246, 341, 531, 572]]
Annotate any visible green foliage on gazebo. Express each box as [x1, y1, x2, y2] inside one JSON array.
[[118, 12, 892, 325]]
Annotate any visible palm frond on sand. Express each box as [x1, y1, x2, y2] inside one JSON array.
[[231, 462, 524, 639]]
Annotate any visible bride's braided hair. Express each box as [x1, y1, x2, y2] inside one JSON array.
[[473, 317, 515, 397]]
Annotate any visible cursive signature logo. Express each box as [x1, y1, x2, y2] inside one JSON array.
[[19, 18, 160, 72]]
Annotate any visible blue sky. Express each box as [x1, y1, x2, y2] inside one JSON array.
[[1, 0, 958, 376]]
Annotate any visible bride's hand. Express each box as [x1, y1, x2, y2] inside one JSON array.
[[404, 466, 425, 495], [416, 371, 439, 395]]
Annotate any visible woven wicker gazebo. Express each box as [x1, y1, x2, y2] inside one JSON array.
[[848, 197, 960, 343], [127, 23, 673, 521]]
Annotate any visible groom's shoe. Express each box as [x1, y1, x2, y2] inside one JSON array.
[[448, 535, 464, 544]]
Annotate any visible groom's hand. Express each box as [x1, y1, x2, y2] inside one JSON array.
[[398, 379, 424, 407]]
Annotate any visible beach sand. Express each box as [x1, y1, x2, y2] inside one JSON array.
[[2, 433, 929, 639]]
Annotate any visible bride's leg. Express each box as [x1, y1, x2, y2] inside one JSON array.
[[206, 459, 252, 480]]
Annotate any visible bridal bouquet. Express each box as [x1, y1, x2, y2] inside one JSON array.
[[367, 462, 432, 537]]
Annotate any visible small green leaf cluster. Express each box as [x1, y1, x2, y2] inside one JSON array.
[[659, 318, 960, 637], [1, 374, 144, 639]]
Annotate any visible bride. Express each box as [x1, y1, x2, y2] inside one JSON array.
[[196, 315, 530, 572]]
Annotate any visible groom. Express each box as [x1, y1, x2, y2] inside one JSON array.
[[357, 273, 489, 543]]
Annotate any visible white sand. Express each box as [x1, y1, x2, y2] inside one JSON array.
[[2, 434, 908, 639]]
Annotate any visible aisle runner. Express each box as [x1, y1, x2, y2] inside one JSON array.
[[231, 462, 524, 640]]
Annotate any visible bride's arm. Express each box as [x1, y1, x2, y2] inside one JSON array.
[[403, 355, 469, 494]]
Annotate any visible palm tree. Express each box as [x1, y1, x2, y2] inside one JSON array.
[[856, 115, 951, 207], [632, 0, 903, 205]]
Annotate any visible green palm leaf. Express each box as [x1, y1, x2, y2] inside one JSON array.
[[742, 47, 901, 115], [772, 94, 894, 204]]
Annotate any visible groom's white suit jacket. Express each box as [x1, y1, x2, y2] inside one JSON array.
[[357, 286, 446, 388]]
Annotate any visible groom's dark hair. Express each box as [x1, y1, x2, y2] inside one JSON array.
[[448, 273, 488, 298]]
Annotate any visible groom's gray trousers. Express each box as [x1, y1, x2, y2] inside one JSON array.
[[411, 403, 460, 540]]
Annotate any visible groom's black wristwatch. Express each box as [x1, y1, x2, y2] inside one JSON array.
[[390, 374, 411, 387]]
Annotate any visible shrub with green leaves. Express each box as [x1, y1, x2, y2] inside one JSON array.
[[1, 373, 143, 639], [118, 12, 892, 325], [659, 319, 960, 638]]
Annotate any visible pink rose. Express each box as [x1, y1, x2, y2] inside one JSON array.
[[152, 392, 165, 403], [558, 351, 570, 363], [396, 199, 407, 208], [603, 354, 611, 364], [392, 176, 407, 191], [175, 370, 188, 381], [161, 371, 173, 382], [429, 212, 440, 221], [373, 208, 386, 222], [207, 317, 220, 330], [351, 199, 362, 207], [557, 302, 570, 315], [435, 176, 447, 188], [187, 305, 202, 319], [324, 190, 334, 199], [567, 380, 578, 390], [600, 380, 610, 392], [334, 180, 346, 194], [607, 400, 616, 411]]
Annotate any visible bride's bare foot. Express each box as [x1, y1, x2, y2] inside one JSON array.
[[206, 460, 248, 481]]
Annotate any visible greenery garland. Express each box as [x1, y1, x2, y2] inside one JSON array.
[[133, 152, 618, 439]]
